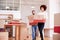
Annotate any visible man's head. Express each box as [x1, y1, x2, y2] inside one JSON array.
[[40, 5, 47, 12], [32, 10, 35, 15]]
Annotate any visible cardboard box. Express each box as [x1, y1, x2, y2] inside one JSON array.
[[53, 33, 60, 40]]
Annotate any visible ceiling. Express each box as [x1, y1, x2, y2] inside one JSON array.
[[21, 0, 48, 5], [0, 0, 48, 10]]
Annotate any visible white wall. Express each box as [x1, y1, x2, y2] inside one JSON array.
[[49, 0, 60, 28], [21, 0, 49, 28], [49, 0, 60, 37], [0, 10, 21, 19]]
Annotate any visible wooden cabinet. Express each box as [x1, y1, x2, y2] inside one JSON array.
[[53, 33, 60, 40], [4, 23, 32, 40], [0, 32, 8, 40], [19, 23, 32, 40], [5, 25, 13, 38]]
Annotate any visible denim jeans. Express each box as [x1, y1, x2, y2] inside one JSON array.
[[32, 25, 37, 40]]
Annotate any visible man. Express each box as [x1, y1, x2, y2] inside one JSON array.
[[28, 10, 37, 40]]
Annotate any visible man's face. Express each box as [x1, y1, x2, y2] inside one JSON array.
[[32, 10, 35, 15], [32, 13, 35, 15]]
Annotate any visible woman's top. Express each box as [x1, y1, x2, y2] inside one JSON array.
[[33, 11, 48, 23]]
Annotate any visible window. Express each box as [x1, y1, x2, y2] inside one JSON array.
[[0, 0, 20, 11]]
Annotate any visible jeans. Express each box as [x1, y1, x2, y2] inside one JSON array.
[[38, 23, 44, 40], [32, 25, 37, 40]]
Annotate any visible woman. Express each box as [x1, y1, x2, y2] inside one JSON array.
[[37, 5, 47, 40]]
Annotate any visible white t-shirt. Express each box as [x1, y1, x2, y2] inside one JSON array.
[[37, 11, 48, 20]]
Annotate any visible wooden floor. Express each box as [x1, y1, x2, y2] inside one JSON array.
[[9, 37, 53, 40], [36, 37, 53, 40]]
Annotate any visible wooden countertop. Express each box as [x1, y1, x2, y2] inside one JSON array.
[[4, 22, 27, 26]]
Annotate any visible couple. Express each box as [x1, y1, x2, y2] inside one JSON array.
[[28, 5, 47, 40]]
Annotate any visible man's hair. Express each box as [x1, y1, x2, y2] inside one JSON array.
[[32, 10, 35, 15], [32, 10, 35, 12], [40, 5, 47, 11]]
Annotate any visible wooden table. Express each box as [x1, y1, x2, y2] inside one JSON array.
[[4, 23, 27, 40]]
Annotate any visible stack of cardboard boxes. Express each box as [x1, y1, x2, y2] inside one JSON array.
[[54, 13, 60, 40]]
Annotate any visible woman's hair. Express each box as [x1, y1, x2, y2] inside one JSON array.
[[40, 5, 47, 11]]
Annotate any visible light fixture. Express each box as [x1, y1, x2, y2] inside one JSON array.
[[31, 6, 35, 9], [5, 6, 10, 9]]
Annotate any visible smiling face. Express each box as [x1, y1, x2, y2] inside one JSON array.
[[40, 7, 45, 12], [40, 5, 47, 12]]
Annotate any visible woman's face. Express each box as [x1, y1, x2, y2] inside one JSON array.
[[40, 7, 45, 12]]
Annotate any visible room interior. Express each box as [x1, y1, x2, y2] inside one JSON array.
[[0, 0, 60, 40]]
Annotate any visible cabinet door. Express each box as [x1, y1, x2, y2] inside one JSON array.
[[20, 24, 32, 40], [5, 25, 13, 38]]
